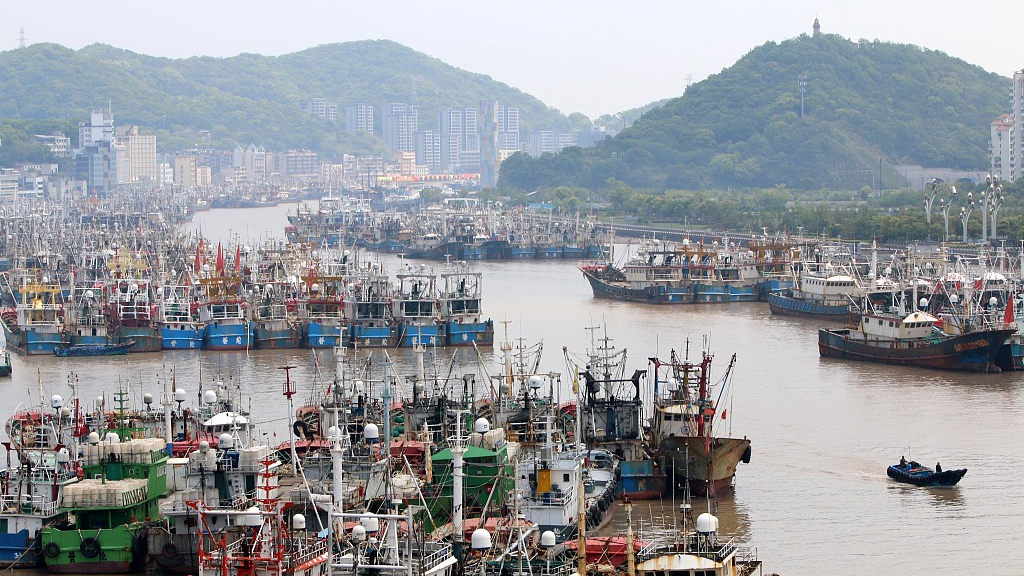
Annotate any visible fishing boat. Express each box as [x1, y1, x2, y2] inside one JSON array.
[[251, 280, 303, 349], [579, 239, 764, 305], [1, 280, 67, 355], [0, 394, 80, 568], [54, 341, 135, 357], [0, 351, 10, 376], [818, 303, 1014, 372], [768, 245, 862, 319], [297, 251, 348, 349], [64, 287, 111, 348], [635, 511, 761, 576], [887, 459, 966, 487], [438, 260, 494, 347], [191, 453, 329, 576], [147, 436, 278, 574], [344, 259, 395, 348], [569, 328, 667, 500], [108, 278, 162, 352], [40, 392, 169, 573], [197, 271, 253, 351], [157, 280, 205, 350], [648, 349, 751, 497], [393, 265, 443, 347]]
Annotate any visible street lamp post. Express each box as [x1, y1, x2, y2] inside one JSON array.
[[960, 192, 974, 243], [924, 178, 939, 225], [987, 175, 1004, 240], [939, 185, 957, 242], [980, 189, 988, 242]]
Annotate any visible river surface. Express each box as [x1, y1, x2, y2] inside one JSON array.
[[4, 205, 1023, 576]]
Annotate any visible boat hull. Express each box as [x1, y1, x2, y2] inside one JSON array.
[[203, 322, 253, 351], [616, 460, 668, 500], [887, 463, 966, 486], [254, 322, 303, 349], [444, 320, 494, 346], [304, 322, 343, 348], [767, 291, 851, 319], [161, 325, 204, 350], [346, 324, 393, 348], [0, 529, 40, 568], [818, 327, 1014, 372], [397, 323, 443, 347], [41, 524, 142, 574], [20, 329, 66, 355], [582, 267, 758, 305], [657, 436, 752, 497], [114, 326, 162, 352]]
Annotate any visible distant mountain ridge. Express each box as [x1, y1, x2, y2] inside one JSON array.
[[0, 40, 580, 155], [500, 33, 1009, 191]]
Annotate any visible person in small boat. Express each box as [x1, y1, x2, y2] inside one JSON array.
[[935, 462, 942, 472], [900, 456, 907, 467]]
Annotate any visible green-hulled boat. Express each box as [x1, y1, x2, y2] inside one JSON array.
[[41, 391, 168, 573]]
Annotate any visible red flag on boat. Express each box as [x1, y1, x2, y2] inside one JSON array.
[[721, 409, 727, 420], [234, 244, 241, 272], [194, 243, 201, 273], [215, 243, 224, 275], [1005, 296, 1015, 325]]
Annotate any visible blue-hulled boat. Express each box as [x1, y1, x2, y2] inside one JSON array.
[[344, 262, 394, 348], [438, 261, 494, 347], [158, 282, 204, 350], [2, 282, 67, 355], [393, 266, 443, 347], [887, 460, 966, 487], [197, 274, 253, 351]]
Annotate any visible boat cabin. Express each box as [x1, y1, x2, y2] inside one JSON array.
[[860, 311, 937, 339]]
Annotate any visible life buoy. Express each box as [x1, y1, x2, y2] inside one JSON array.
[[162, 542, 178, 558], [43, 542, 60, 558], [80, 537, 101, 558]]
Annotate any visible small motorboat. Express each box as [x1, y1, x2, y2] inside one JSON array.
[[53, 341, 135, 357], [0, 351, 11, 376], [887, 459, 966, 487]]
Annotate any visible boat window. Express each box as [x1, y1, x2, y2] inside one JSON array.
[[563, 474, 570, 482]]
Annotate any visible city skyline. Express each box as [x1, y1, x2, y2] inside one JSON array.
[[4, 1, 1023, 119]]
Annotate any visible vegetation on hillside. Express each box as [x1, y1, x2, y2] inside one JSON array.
[[500, 34, 1008, 192], [0, 40, 573, 155]]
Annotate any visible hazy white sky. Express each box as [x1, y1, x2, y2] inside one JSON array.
[[4, 1, 1021, 118]]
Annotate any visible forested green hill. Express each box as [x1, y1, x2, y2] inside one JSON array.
[[0, 40, 577, 155], [500, 34, 1008, 192]]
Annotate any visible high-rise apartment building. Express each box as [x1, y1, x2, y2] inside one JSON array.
[[299, 98, 337, 121], [991, 114, 1013, 182], [346, 104, 375, 134], [1011, 71, 1024, 181], [438, 108, 464, 173], [118, 126, 159, 183], [382, 103, 418, 153], [414, 131, 441, 173], [498, 105, 520, 152], [479, 100, 499, 188], [78, 110, 113, 147], [173, 155, 197, 187]]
